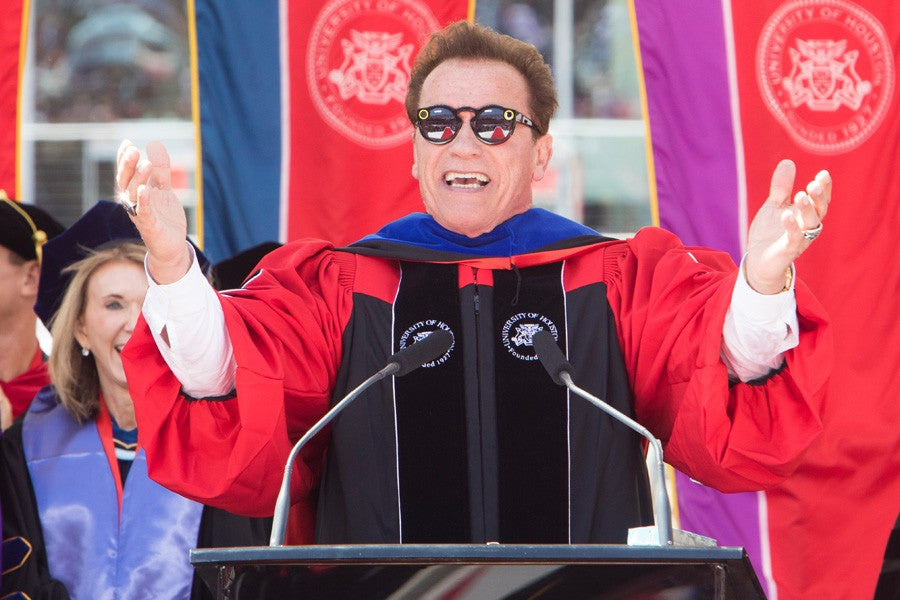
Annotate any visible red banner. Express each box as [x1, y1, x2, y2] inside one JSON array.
[[641, 1, 900, 597], [0, 0, 25, 196], [286, 1, 471, 245], [734, 2, 900, 597]]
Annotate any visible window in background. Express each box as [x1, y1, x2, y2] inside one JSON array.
[[23, 0, 197, 234], [33, 1, 190, 123], [23, 0, 651, 238], [477, 0, 652, 235]]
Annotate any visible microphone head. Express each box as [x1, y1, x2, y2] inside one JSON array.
[[531, 329, 572, 386], [391, 329, 454, 377]]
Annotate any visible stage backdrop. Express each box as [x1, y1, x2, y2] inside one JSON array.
[[631, 1, 899, 598], [0, 0, 27, 197], [193, 0, 473, 261]]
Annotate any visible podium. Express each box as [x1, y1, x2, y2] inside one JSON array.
[[191, 544, 766, 599]]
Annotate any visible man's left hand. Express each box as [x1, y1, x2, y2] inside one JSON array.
[[745, 159, 831, 294]]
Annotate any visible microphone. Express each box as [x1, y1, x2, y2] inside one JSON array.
[[269, 329, 453, 546], [531, 330, 574, 386], [532, 330, 676, 546], [390, 329, 454, 376]]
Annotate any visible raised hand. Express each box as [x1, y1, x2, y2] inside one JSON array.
[[745, 160, 831, 294], [115, 140, 192, 283]]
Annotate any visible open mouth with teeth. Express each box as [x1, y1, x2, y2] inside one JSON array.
[[444, 172, 490, 188]]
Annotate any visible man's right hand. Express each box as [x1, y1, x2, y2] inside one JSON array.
[[116, 140, 192, 284]]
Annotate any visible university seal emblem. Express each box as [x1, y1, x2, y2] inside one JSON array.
[[501, 312, 559, 362], [756, 0, 894, 155], [306, 0, 440, 149], [398, 320, 455, 368]]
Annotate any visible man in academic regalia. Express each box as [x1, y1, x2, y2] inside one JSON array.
[[116, 21, 833, 546], [0, 193, 64, 429]]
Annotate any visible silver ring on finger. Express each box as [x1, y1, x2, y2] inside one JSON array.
[[117, 192, 138, 217], [801, 222, 823, 241]]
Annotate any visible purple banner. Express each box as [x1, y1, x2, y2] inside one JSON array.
[[632, 0, 743, 260]]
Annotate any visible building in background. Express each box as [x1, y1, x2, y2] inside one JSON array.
[[22, 0, 197, 232], [21, 0, 652, 240]]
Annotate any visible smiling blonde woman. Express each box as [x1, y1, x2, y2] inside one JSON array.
[[0, 201, 270, 600]]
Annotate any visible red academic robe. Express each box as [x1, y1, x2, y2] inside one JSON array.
[[123, 226, 831, 543]]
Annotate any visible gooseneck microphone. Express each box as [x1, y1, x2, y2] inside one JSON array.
[[269, 329, 453, 546], [531, 330, 674, 546]]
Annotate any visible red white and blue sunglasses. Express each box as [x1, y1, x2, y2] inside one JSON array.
[[415, 105, 541, 145]]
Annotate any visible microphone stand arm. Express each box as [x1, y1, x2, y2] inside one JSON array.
[[560, 372, 674, 546], [269, 362, 400, 547]]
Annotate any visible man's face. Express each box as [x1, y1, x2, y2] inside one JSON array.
[[412, 58, 553, 238], [0, 246, 37, 322]]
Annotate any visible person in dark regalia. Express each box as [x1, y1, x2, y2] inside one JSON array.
[[0, 192, 64, 429]]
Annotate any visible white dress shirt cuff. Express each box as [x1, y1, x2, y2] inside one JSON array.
[[721, 256, 800, 382], [142, 243, 236, 396]]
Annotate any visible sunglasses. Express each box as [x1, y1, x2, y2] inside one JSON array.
[[415, 105, 541, 145]]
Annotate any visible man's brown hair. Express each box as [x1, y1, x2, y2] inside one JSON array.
[[406, 20, 557, 135]]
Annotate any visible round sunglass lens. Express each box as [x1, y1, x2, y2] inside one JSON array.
[[474, 107, 513, 143], [419, 107, 460, 143]]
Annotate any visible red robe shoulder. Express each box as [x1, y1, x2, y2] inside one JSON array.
[[125, 240, 355, 542]]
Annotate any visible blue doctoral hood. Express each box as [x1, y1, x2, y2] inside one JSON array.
[[354, 208, 601, 257]]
